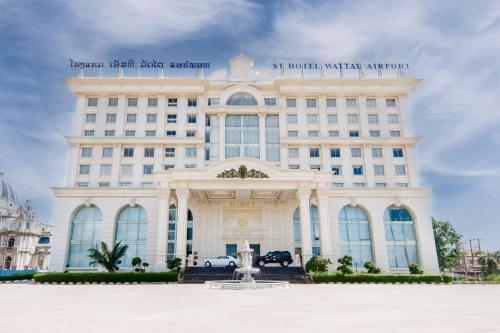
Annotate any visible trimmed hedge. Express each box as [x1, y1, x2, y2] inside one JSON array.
[[34, 272, 178, 284], [312, 273, 453, 284], [0, 273, 34, 282]]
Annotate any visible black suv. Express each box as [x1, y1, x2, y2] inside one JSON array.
[[255, 251, 293, 267]]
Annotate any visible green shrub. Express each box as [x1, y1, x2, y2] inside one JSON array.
[[305, 256, 332, 273], [167, 258, 182, 273], [0, 273, 34, 282], [131, 257, 149, 272], [409, 264, 424, 275], [33, 272, 178, 284], [337, 255, 353, 274], [312, 273, 451, 284], [363, 261, 381, 274]]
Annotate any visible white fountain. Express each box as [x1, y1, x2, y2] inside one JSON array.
[[205, 240, 288, 290]]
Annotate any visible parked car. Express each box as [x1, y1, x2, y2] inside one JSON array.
[[254, 251, 293, 267], [203, 256, 240, 267]]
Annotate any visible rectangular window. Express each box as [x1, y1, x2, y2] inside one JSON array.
[[76, 182, 89, 187], [354, 183, 366, 188], [81, 147, 92, 157], [87, 98, 98, 107], [393, 148, 404, 157], [143, 165, 154, 175], [390, 130, 401, 137], [121, 164, 133, 175], [308, 131, 319, 137], [104, 130, 115, 137], [395, 165, 406, 175], [185, 164, 196, 169], [348, 114, 359, 124], [327, 115, 338, 124], [127, 98, 138, 107], [266, 115, 281, 162], [146, 130, 156, 137], [351, 148, 362, 158], [119, 182, 131, 188], [146, 114, 157, 123], [307, 114, 318, 124], [79, 165, 90, 175], [125, 130, 135, 137], [346, 98, 357, 107], [186, 130, 196, 137], [366, 98, 377, 108], [329, 131, 339, 137], [100, 164, 111, 175], [166, 131, 176, 137], [386, 98, 397, 107], [370, 130, 380, 137], [187, 115, 197, 124], [332, 165, 342, 175], [372, 148, 383, 157], [388, 114, 399, 123], [353, 165, 363, 175], [309, 148, 320, 158], [85, 114, 96, 123], [397, 183, 409, 188], [142, 182, 154, 187], [106, 114, 116, 123], [349, 131, 359, 137], [289, 165, 300, 169], [83, 130, 94, 136], [264, 98, 277, 106], [187, 98, 197, 107], [164, 165, 175, 170], [286, 99, 296, 107], [165, 148, 175, 157], [288, 131, 298, 137], [306, 99, 317, 108], [374, 165, 385, 175], [144, 148, 155, 158], [288, 148, 299, 158], [326, 98, 337, 107], [167, 98, 178, 107], [108, 98, 118, 106], [375, 183, 387, 188], [126, 114, 136, 123], [287, 114, 297, 124], [332, 182, 344, 188], [208, 98, 220, 106], [225, 115, 260, 159], [185, 148, 196, 158], [368, 114, 379, 124], [123, 148, 134, 157], [330, 148, 341, 158], [310, 165, 321, 171], [102, 148, 113, 157], [98, 182, 110, 188], [167, 114, 177, 123], [148, 98, 158, 107]]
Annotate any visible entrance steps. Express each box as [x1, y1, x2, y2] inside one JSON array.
[[180, 266, 310, 284]]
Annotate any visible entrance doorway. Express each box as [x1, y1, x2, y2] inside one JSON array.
[[250, 244, 260, 257], [226, 244, 237, 257]]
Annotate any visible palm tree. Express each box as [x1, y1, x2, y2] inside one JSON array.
[[475, 251, 498, 276], [88, 241, 128, 272]]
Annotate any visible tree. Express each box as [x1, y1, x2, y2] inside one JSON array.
[[432, 218, 462, 271], [363, 261, 381, 274], [475, 251, 498, 275], [88, 241, 128, 272], [336, 255, 353, 274], [305, 256, 332, 273]]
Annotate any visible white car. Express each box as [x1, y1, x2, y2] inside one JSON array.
[[203, 256, 240, 267]]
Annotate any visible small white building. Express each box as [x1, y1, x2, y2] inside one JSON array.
[[0, 170, 52, 271], [50, 55, 439, 273]]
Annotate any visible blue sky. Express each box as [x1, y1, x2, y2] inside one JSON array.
[[1, 0, 499, 250]]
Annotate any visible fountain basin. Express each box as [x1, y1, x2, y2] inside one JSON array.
[[205, 280, 289, 290]]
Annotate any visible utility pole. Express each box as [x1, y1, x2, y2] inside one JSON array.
[[467, 239, 478, 281]]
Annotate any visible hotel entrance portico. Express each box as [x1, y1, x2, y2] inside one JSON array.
[[153, 157, 333, 270]]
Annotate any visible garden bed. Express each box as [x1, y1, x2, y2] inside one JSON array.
[[33, 272, 178, 284], [0, 273, 35, 282], [312, 273, 453, 284]]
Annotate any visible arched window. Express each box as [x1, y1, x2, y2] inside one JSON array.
[[384, 206, 419, 268], [8, 238, 15, 247], [166, 204, 193, 260], [38, 236, 50, 244], [67, 205, 102, 267], [226, 92, 258, 106], [115, 205, 148, 267], [339, 205, 373, 268], [292, 205, 321, 256], [4, 256, 12, 270]]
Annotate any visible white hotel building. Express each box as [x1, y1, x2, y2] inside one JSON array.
[[50, 55, 439, 273]]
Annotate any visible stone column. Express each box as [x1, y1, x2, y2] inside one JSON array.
[[406, 144, 419, 187], [296, 189, 313, 264], [317, 189, 333, 261], [258, 113, 266, 161], [175, 189, 189, 266], [218, 113, 225, 159], [154, 188, 170, 271]]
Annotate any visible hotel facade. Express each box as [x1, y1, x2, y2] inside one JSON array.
[[50, 55, 439, 273]]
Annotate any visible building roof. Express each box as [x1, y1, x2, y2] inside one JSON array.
[[0, 169, 18, 204]]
